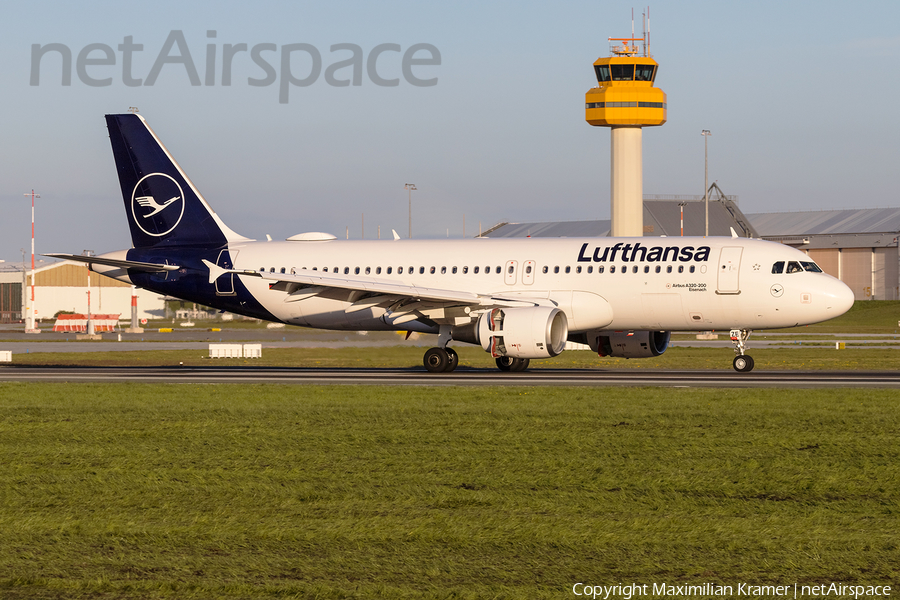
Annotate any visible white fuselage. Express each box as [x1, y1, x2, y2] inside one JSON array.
[[225, 235, 854, 333]]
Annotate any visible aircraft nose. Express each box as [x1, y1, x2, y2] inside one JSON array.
[[824, 278, 855, 317]]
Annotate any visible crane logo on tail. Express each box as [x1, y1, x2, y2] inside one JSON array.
[[130, 173, 185, 237]]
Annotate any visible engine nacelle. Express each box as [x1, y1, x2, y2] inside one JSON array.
[[472, 306, 568, 359], [576, 330, 671, 358]]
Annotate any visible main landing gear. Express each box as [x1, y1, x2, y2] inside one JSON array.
[[495, 356, 530, 372], [730, 329, 754, 373], [423, 347, 459, 373]]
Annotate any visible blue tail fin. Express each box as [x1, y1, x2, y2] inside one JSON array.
[[106, 113, 248, 249]]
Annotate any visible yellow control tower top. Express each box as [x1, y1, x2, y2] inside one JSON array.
[[585, 35, 666, 127]]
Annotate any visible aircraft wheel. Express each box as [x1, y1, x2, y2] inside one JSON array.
[[510, 358, 530, 372], [496, 357, 529, 372], [495, 356, 513, 372], [445, 348, 459, 372], [424, 347, 450, 373], [733, 354, 755, 373]]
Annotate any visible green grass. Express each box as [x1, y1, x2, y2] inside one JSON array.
[[9, 345, 900, 371], [0, 384, 898, 599]]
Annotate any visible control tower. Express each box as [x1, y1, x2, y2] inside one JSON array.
[[585, 17, 666, 236]]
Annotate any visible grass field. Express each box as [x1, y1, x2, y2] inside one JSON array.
[[1, 383, 898, 599]]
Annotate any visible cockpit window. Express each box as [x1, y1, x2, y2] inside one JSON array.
[[786, 261, 804, 274], [772, 261, 784, 274], [800, 261, 822, 273]]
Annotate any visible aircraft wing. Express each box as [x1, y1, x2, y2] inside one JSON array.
[[203, 260, 550, 311]]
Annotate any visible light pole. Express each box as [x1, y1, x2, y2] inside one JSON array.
[[701, 130, 711, 237], [404, 183, 417, 239], [23, 189, 40, 333]]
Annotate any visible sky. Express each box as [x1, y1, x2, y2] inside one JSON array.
[[1, 0, 898, 262]]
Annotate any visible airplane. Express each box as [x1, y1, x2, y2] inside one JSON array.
[[48, 113, 855, 373]]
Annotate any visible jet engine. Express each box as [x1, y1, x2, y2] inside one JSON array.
[[453, 306, 568, 359], [573, 330, 671, 358]]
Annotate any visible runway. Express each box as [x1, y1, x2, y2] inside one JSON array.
[[1, 365, 898, 388]]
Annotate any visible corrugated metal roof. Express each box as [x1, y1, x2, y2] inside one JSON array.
[[482, 200, 755, 238], [747, 208, 900, 236]]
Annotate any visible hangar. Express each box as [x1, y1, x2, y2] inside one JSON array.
[[481, 190, 900, 301], [0, 260, 166, 325]]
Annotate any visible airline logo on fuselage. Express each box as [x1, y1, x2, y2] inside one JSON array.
[[131, 173, 185, 237], [577, 242, 711, 263]]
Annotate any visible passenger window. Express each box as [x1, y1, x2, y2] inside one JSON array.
[[632, 266, 638, 273], [270, 267, 275, 273], [398, 267, 403, 274], [678, 266, 684, 273], [565, 266, 571, 274], [801, 261, 823, 273], [787, 261, 803, 273], [666, 266, 672, 273], [365, 267, 371, 275], [259, 267, 264, 272], [610, 266, 616, 273], [344, 267, 349, 274], [644, 266, 649, 273], [419, 267, 424, 274], [441, 266, 446, 274], [655, 266, 660, 273], [507, 265, 514, 274], [355, 267, 360, 275], [542, 266, 548, 274], [375, 267, 381, 275], [772, 261, 784, 274], [622, 267, 627, 275], [525, 265, 532, 274], [387, 267, 392, 274], [430, 267, 436, 274], [598, 266, 604, 273], [575, 266, 581, 274], [689, 266, 695, 273], [474, 266, 480, 274], [485, 266, 490, 274], [587, 266, 593, 273], [496, 266, 501, 274]]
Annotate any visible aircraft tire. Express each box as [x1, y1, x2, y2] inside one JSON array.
[[495, 356, 513, 371], [445, 348, 459, 372], [424, 347, 450, 373], [733, 354, 754, 373], [510, 358, 530, 372]]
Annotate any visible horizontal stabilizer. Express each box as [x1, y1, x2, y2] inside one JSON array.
[[44, 253, 180, 272]]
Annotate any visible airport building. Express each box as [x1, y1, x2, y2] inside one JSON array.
[[0, 260, 166, 325], [481, 191, 900, 301]]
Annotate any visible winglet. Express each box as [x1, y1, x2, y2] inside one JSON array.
[[392, 229, 401, 241]]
